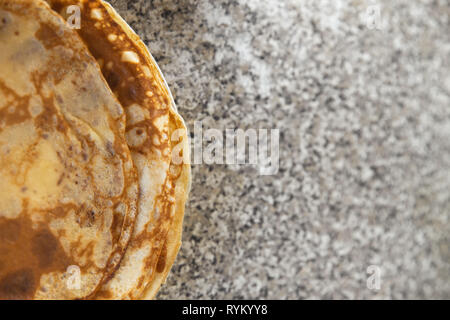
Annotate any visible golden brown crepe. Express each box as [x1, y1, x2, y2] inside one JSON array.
[[0, 0, 139, 299], [0, 0, 189, 300], [45, 0, 191, 299]]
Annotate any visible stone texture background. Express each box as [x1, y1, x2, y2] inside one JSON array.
[[110, 0, 449, 299]]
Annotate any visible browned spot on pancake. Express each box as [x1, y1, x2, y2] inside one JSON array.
[[57, 172, 65, 186], [31, 32, 78, 87], [48, 1, 66, 14], [0, 80, 32, 128], [0, 11, 11, 31], [34, 95, 67, 134], [156, 241, 167, 273], [0, 269, 35, 300], [35, 23, 64, 50], [111, 209, 124, 245], [50, 206, 69, 218], [94, 288, 112, 299], [0, 219, 21, 243], [0, 212, 74, 300], [32, 230, 59, 268], [127, 83, 139, 102], [105, 70, 120, 90]]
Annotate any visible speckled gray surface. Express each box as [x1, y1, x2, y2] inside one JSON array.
[[110, 0, 449, 299]]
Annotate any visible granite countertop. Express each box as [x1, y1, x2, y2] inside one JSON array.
[[111, 0, 449, 299]]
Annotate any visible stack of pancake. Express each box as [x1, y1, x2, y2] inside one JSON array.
[[0, 0, 190, 299]]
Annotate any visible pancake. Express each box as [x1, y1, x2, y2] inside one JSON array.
[[45, 0, 191, 299], [0, 0, 139, 299]]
